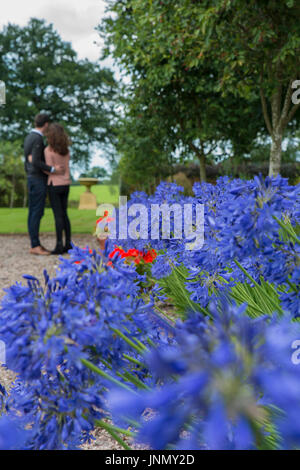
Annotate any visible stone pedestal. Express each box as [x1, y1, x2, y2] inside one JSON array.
[[78, 178, 98, 210]]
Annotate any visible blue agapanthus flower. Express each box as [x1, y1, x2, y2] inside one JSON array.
[[0, 175, 299, 450], [111, 175, 299, 317], [0, 415, 30, 450], [108, 298, 300, 450], [0, 244, 167, 449]]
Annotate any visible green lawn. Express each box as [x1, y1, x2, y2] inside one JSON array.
[[69, 184, 119, 206], [0, 185, 120, 234], [0, 208, 97, 234]]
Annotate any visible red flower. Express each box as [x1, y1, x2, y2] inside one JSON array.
[[142, 249, 157, 263], [73, 245, 157, 268], [108, 246, 125, 259], [108, 246, 157, 265]]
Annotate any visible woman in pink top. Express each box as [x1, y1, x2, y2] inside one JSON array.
[[45, 123, 72, 255]]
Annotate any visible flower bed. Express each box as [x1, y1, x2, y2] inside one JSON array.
[[0, 175, 299, 450]]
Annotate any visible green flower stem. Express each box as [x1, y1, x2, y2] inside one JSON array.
[[172, 265, 213, 318], [234, 260, 282, 315], [234, 260, 262, 290], [286, 279, 298, 293], [231, 280, 278, 318], [98, 357, 147, 391], [100, 358, 113, 370], [133, 336, 148, 352], [95, 419, 132, 450], [81, 358, 135, 393], [265, 279, 283, 300], [98, 358, 146, 391], [146, 337, 156, 348], [172, 264, 187, 280], [110, 327, 145, 355], [273, 216, 300, 245], [172, 267, 197, 310], [95, 419, 134, 438], [154, 304, 176, 324], [126, 418, 140, 429], [123, 353, 147, 369], [118, 370, 151, 390], [230, 291, 266, 317]]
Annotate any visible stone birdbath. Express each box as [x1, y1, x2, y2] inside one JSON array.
[[78, 178, 98, 210]]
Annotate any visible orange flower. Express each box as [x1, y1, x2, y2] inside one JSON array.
[[142, 249, 157, 263], [108, 246, 157, 265]]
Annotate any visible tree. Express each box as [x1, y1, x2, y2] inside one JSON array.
[[0, 141, 26, 207], [198, 0, 300, 176], [100, 0, 265, 182], [0, 18, 117, 166], [102, 0, 300, 176], [80, 166, 108, 180], [116, 105, 177, 192], [127, 67, 263, 181]]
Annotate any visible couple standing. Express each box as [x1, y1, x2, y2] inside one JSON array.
[[24, 113, 72, 256]]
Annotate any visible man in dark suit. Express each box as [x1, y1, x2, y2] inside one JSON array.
[[24, 113, 62, 255]]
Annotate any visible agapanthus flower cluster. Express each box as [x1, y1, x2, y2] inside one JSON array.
[[0, 243, 168, 449], [108, 298, 300, 450], [0, 414, 29, 450], [110, 176, 299, 316], [0, 175, 299, 450]]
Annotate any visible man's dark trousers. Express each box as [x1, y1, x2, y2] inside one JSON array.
[[24, 130, 53, 249], [27, 177, 47, 248]]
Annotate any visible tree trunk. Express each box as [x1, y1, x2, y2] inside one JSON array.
[[261, 78, 300, 178], [9, 175, 15, 208], [188, 141, 207, 182], [198, 152, 206, 183], [269, 133, 283, 177]]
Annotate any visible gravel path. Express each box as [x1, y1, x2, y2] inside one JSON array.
[[0, 234, 96, 299], [0, 233, 132, 450]]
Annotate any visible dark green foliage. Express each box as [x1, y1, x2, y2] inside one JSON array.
[[0, 141, 27, 207], [100, 0, 300, 182], [0, 18, 117, 166]]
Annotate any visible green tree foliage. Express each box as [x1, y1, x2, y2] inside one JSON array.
[[117, 110, 177, 192], [197, 0, 300, 176], [0, 141, 26, 207], [100, 0, 266, 182], [0, 18, 117, 166], [101, 0, 300, 179], [80, 166, 108, 180]]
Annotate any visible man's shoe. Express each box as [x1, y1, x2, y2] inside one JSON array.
[[30, 246, 51, 256], [51, 244, 64, 255], [63, 243, 73, 253]]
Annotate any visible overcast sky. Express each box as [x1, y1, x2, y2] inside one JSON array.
[[0, 0, 117, 173], [0, 0, 108, 62]]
